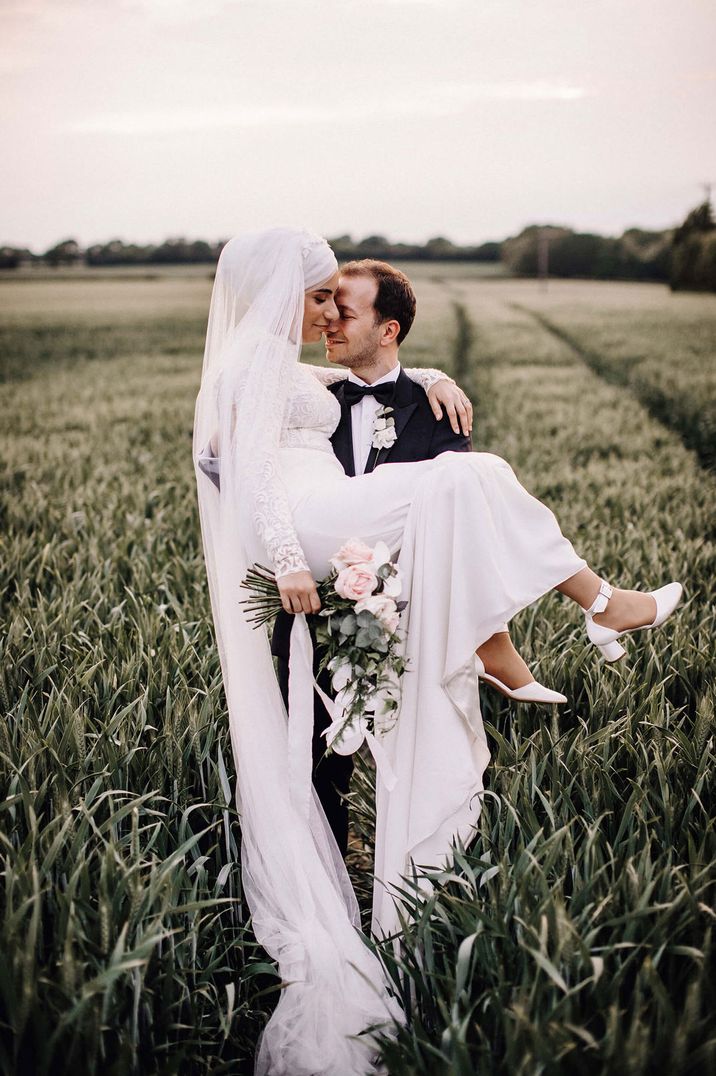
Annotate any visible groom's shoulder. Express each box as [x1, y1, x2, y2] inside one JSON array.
[[396, 367, 429, 405], [397, 369, 473, 453]]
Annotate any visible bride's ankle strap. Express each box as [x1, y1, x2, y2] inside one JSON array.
[[586, 580, 613, 616]]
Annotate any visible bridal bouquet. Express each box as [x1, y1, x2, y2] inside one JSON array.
[[240, 539, 408, 755]]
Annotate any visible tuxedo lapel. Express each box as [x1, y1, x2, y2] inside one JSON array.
[[329, 382, 356, 476], [367, 370, 419, 470], [391, 400, 420, 443]]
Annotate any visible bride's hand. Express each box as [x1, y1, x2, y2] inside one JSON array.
[[427, 380, 473, 436], [277, 570, 322, 615]]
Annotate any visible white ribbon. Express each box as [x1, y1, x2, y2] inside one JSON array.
[[313, 674, 398, 793], [287, 614, 316, 820], [287, 615, 398, 822]]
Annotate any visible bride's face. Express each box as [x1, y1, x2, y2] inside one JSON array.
[[302, 271, 340, 343]]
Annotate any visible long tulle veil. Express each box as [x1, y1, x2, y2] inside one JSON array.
[[192, 228, 401, 1074]]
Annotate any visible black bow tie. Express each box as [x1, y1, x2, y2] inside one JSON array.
[[343, 380, 396, 408]]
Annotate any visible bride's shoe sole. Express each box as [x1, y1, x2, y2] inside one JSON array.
[[476, 663, 568, 705]]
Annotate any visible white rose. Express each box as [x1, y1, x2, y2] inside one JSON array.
[[334, 563, 378, 600], [371, 541, 391, 570], [330, 538, 375, 571], [372, 425, 398, 450], [355, 594, 400, 634]]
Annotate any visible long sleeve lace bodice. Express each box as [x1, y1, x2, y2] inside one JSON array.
[[266, 364, 454, 576], [200, 362, 455, 578]]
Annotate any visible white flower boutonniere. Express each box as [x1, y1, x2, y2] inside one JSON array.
[[371, 405, 398, 451]]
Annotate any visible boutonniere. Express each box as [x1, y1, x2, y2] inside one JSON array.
[[371, 405, 398, 450]]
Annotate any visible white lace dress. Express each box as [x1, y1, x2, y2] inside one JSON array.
[[211, 361, 586, 937]]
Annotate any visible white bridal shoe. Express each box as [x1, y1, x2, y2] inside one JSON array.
[[475, 654, 568, 705], [583, 580, 684, 661]]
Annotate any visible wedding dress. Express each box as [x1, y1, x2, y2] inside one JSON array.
[[253, 358, 586, 936], [193, 228, 586, 1075]]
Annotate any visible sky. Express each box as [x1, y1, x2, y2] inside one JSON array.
[[2, 0, 715, 250]]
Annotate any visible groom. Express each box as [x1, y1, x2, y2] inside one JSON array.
[[272, 259, 473, 856]]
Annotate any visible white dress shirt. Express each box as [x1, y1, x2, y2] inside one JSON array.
[[347, 363, 401, 475]]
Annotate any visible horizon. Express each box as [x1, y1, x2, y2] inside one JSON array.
[[4, 217, 685, 257]]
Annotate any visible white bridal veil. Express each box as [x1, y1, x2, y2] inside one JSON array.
[[192, 228, 400, 1075]]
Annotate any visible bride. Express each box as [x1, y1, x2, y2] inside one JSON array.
[[192, 227, 682, 1076]]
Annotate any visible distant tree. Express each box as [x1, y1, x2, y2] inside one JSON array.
[[43, 238, 82, 267], [149, 238, 188, 264], [501, 225, 571, 275], [549, 233, 605, 277], [146, 237, 220, 264], [670, 201, 716, 291], [673, 201, 714, 245], [1, 225, 681, 280], [620, 228, 672, 281], [621, 227, 668, 253], [424, 236, 458, 260], [387, 242, 423, 260], [695, 231, 716, 281], [355, 235, 392, 259], [328, 235, 356, 259], [502, 223, 671, 282], [473, 241, 501, 262], [86, 239, 148, 266], [0, 246, 32, 269], [188, 240, 214, 262]]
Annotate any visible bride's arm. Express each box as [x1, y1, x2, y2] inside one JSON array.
[[249, 461, 321, 616], [206, 354, 321, 614], [241, 355, 327, 612], [302, 363, 455, 390], [403, 367, 455, 391]]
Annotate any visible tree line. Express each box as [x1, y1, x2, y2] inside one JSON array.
[[2, 202, 714, 290]]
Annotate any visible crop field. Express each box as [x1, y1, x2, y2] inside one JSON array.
[[1, 266, 715, 1075]]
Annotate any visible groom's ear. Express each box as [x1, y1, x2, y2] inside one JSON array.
[[379, 319, 401, 346]]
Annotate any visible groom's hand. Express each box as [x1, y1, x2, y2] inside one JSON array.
[[277, 570, 322, 615]]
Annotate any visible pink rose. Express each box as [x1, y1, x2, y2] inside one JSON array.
[[334, 563, 378, 601], [355, 594, 400, 634], [330, 538, 375, 572]]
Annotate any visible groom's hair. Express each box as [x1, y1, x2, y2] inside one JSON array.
[[340, 259, 416, 345]]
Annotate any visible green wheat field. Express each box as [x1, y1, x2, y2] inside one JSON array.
[[1, 265, 715, 1075]]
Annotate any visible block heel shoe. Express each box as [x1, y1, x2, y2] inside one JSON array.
[[584, 580, 683, 661]]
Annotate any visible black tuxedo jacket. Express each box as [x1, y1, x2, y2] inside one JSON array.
[[271, 368, 472, 660]]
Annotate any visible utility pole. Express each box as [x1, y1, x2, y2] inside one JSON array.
[[537, 228, 550, 292]]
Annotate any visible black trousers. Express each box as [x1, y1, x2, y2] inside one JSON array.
[[275, 641, 355, 857]]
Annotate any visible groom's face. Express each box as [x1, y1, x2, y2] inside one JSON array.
[[324, 275, 383, 369]]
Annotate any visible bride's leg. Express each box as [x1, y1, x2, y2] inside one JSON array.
[[292, 453, 669, 642], [556, 566, 658, 630]]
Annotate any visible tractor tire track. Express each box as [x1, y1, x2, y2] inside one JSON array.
[[510, 302, 716, 472]]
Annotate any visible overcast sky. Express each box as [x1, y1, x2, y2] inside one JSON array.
[[2, 0, 715, 250]]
